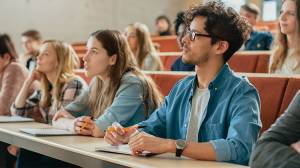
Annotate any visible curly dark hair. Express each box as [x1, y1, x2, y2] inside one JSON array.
[[185, 1, 251, 62], [174, 11, 185, 35]]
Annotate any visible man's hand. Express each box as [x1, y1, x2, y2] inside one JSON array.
[[104, 122, 137, 145], [128, 132, 175, 155]]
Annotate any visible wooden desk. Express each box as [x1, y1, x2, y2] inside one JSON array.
[[0, 122, 248, 168]]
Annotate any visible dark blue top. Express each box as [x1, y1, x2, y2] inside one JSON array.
[[171, 56, 195, 71], [244, 30, 273, 50]]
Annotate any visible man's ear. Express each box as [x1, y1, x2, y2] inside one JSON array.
[[109, 54, 117, 66], [2, 53, 11, 62], [215, 41, 229, 55]]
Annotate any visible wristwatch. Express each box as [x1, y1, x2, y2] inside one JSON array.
[[175, 139, 187, 157]]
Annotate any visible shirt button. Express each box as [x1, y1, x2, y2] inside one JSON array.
[[184, 124, 187, 127], [215, 88, 218, 91]]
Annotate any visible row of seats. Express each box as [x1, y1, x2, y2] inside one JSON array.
[[152, 35, 181, 52], [75, 69, 300, 133], [71, 35, 181, 55], [255, 21, 278, 32], [159, 51, 271, 73]]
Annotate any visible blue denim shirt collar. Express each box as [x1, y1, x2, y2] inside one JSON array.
[[188, 63, 231, 101]]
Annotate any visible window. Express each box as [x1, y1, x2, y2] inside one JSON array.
[[262, 0, 278, 21], [221, 0, 247, 12]]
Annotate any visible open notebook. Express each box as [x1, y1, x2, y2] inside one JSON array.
[[20, 128, 76, 137], [95, 144, 153, 156], [0, 116, 34, 123]]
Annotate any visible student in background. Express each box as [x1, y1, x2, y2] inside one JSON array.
[[104, 1, 261, 165], [21, 30, 42, 71], [0, 34, 29, 116], [155, 15, 173, 36], [52, 30, 163, 138], [250, 91, 300, 168], [239, 3, 273, 50], [12, 40, 86, 123], [125, 23, 163, 71], [0, 34, 29, 168], [171, 11, 195, 71], [11, 40, 86, 168], [269, 0, 300, 74]]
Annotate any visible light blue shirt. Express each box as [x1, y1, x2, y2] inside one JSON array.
[[139, 64, 261, 165], [65, 72, 155, 131]]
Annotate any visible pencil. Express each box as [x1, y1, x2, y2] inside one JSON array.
[[80, 117, 94, 131], [107, 125, 146, 133]]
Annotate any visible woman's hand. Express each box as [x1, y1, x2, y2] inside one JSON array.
[[52, 107, 73, 121], [74, 116, 104, 137], [25, 69, 42, 86], [104, 122, 137, 145]]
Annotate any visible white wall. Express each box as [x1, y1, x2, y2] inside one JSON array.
[[0, 0, 185, 52]]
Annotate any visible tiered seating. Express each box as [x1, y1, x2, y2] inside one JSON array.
[[159, 51, 271, 73], [75, 69, 300, 133], [72, 42, 86, 68], [255, 21, 278, 35], [229, 51, 271, 73], [145, 72, 300, 133], [159, 52, 180, 71], [151, 36, 180, 52]]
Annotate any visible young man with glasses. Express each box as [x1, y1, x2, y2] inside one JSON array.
[[104, 1, 261, 165]]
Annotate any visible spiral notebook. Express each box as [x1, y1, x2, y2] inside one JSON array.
[[0, 116, 34, 123], [20, 128, 76, 137], [95, 144, 153, 156]]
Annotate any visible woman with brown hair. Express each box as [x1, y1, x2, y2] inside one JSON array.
[[269, 0, 300, 74], [53, 29, 163, 137], [125, 23, 163, 71], [0, 33, 30, 168]]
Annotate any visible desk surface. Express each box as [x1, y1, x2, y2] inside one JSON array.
[[0, 122, 248, 168]]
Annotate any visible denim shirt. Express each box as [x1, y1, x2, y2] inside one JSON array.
[[139, 64, 261, 165]]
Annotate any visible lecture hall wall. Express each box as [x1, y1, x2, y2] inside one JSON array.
[[0, 0, 186, 52]]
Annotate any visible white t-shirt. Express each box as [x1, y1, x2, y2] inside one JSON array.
[[186, 87, 210, 142], [274, 49, 300, 74]]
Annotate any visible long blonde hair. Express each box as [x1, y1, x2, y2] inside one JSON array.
[[88, 30, 163, 118], [127, 23, 163, 70], [269, 0, 300, 73], [39, 40, 80, 110]]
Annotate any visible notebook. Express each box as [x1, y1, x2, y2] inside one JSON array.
[[20, 128, 76, 137], [95, 144, 153, 156], [0, 116, 34, 123]]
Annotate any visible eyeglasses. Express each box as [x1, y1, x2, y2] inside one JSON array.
[[186, 28, 213, 41]]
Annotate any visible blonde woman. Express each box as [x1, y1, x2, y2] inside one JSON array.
[[12, 40, 86, 167], [269, 0, 300, 74], [53, 29, 163, 138], [125, 23, 163, 71]]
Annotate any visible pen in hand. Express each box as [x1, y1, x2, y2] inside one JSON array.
[[80, 116, 94, 131], [106, 124, 146, 133]]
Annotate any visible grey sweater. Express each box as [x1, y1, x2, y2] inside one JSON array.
[[250, 91, 300, 168]]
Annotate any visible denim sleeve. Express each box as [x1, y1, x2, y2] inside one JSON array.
[[139, 77, 189, 138], [210, 85, 261, 165], [250, 91, 300, 168], [95, 77, 144, 131], [138, 95, 169, 138]]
